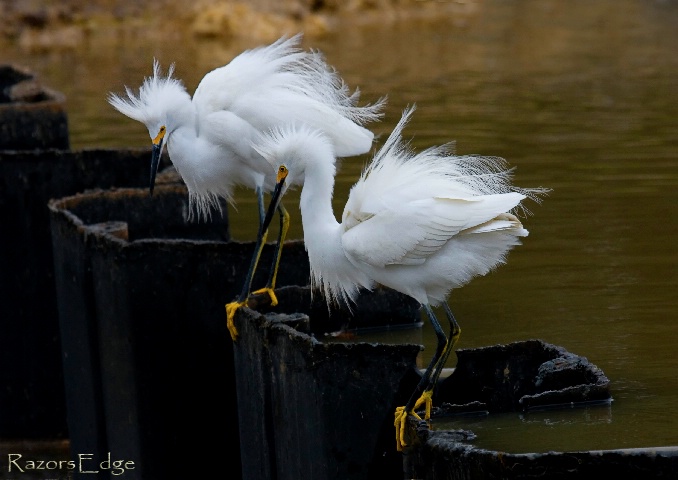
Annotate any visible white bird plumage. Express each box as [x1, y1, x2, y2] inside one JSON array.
[[257, 105, 548, 450], [109, 34, 384, 215], [259, 106, 538, 307], [108, 33, 385, 339]]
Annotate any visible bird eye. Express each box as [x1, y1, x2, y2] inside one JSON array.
[[153, 126, 167, 145], [276, 165, 288, 182]]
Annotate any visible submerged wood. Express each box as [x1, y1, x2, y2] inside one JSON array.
[[406, 428, 678, 479]]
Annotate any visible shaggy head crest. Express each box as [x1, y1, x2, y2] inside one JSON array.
[[108, 59, 189, 127], [254, 123, 335, 173]]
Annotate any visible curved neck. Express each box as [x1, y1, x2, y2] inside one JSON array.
[[297, 154, 371, 306], [298, 156, 342, 248]]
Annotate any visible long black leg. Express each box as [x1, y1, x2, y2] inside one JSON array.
[[403, 304, 448, 413], [236, 186, 269, 302], [252, 202, 289, 304], [394, 304, 448, 450], [427, 303, 461, 391], [225, 187, 270, 340]]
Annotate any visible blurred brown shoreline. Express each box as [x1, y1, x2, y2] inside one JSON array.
[[0, 0, 476, 50]]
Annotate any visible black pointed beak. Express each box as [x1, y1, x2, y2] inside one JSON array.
[[262, 177, 286, 233], [150, 140, 163, 196]]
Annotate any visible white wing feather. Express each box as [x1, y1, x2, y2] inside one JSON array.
[[341, 105, 535, 268], [193, 34, 384, 157], [342, 194, 526, 268]]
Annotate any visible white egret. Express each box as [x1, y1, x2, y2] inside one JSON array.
[[256, 105, 548, 451], [108, 34, 385, 340]]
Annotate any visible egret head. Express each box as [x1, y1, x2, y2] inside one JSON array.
[[254, 124, 336, 231], [256, 124, 335, 183], [108, 59, 192, 195]]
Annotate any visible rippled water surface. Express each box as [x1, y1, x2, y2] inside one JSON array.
[[2, 0, 677, 455]]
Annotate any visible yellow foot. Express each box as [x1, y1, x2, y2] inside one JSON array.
[[393, 406, 422, 452], [414, 389, 434, 421], [225, 300, 247, 341], [251, 287, 278, 307], [393, 390, 435, 451]]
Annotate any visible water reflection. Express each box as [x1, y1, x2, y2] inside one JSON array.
[[433, 402, 616, 453], [2, 0, 677, 454]]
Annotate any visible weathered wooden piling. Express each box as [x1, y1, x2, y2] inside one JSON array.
[[48, 185, 311, 479], [1, 63, 71, 437], [0, 64, 69, 150], [0, 64, 177, 439], [0, 150, 180, 440], [231, 305, 423, 480], [231, 307, 624, 480]]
